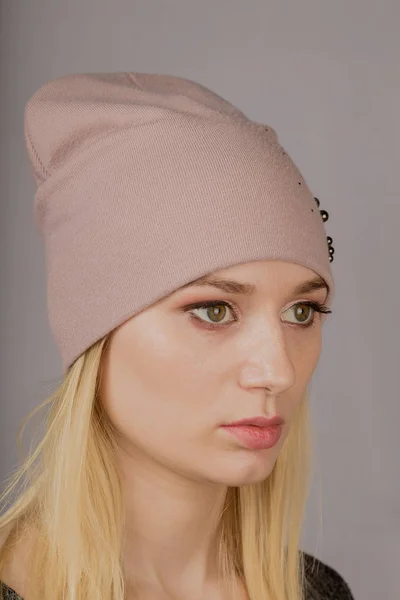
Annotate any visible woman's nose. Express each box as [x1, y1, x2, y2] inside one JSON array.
[[238, 331, 296, 395]]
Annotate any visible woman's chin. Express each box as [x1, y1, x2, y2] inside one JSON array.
[[207, 450, 279, 487]]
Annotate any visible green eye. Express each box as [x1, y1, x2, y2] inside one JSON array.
[[184, 301, 235, 327], [284, 303, 314, 325], [202, 303, 229, 323]]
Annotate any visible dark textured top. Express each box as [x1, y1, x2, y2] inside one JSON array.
[[0, 551, 355, 599]]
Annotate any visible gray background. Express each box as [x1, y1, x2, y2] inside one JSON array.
[[1, 1, 399, 598]]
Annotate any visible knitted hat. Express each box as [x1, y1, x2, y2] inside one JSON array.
[[24, 71, 335, 374]]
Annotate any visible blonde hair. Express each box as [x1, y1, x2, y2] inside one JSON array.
[[0, 334, 318, 600]]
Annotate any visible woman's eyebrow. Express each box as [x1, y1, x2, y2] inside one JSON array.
[[179, 274, 329, 297]]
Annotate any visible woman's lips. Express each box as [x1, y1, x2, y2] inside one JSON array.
[[224, 415, 284, 428], [220, 423, 283, 450], [220, 415, 284, 450]]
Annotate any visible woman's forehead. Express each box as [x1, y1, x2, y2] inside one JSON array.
[[177, 261, 328, 297]]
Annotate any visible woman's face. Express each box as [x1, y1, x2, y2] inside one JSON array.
[[99, 260, 329, 486]]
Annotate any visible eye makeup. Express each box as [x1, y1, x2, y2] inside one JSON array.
[[179, 299, 332, 331]]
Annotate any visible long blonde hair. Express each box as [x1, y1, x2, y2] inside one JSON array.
[[0, 333, 317, 600]]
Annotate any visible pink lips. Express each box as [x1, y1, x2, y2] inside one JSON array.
[[220, 415, 284, 450], [225, 415, 284, 428]]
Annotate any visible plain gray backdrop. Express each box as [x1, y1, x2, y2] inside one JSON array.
[[1, 1, 399, 598]]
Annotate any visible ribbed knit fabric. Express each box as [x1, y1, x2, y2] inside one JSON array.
[[24, 72, 335, 373]]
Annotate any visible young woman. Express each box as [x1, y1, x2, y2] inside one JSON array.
[[0, 72, 354, 600]]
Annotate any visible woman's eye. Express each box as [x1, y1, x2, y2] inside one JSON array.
[[186, 301, 236, 327], [283, 303, 314, 326], [283, 302, 332, 326], [183, 300, 331, 330]]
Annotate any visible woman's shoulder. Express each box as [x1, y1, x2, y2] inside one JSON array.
[[302, 550, 355, 600]]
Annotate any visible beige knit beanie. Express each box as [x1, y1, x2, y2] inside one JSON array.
[[24, 71, 335, 373]]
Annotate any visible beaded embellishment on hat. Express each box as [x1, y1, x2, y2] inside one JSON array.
[[313, 197, 335, 263]]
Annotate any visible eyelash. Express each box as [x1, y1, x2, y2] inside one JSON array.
[[182, 300, 332, 331]]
